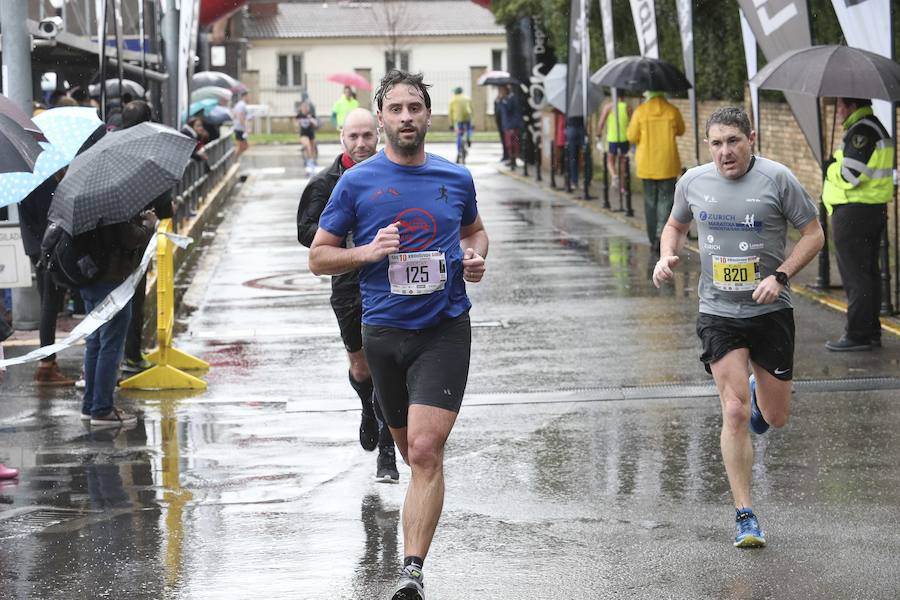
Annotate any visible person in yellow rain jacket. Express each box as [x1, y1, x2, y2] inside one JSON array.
[[627, 91, 685, 250], [822, 97, 894, 352], [448, 86, 473, 163]]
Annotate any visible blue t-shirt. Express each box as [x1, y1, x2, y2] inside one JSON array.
[[319, 151, 479, 329]]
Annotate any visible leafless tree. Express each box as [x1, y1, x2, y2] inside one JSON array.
[[371, 0, 418, 72]]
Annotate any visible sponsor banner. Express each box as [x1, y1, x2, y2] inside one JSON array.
[[0, 224, 32, 288], [629, 0, 659, 59], [599, 0, 615, 61], [0, 230, 192, 368], [675, 0, 698, 163], [830, 0, 892, 131], [736, 0, 822, 163], [739, 9, 761, 141]]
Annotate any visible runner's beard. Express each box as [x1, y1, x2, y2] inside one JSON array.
[[385, 124, 427, 156]]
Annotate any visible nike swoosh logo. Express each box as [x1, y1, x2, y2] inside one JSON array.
[[774, 368, 791, 375]]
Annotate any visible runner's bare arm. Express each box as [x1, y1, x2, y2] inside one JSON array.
[[752, 218, 824, 304], [460, 215, 488, 283], [653, 217, 691, 288], [309, 222, 400, 276]]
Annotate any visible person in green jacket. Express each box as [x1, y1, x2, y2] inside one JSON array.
[[331, 86, 359, 129], [822, 97, 894, 352]]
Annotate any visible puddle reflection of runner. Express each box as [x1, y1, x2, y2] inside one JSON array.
[[353, 493, 400, 597]]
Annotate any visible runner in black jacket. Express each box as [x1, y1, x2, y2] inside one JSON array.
[[297, 108, 398, 483]]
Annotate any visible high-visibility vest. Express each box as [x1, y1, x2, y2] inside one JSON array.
[[606, 100, 629, 143], [823, 106, 894, 214]]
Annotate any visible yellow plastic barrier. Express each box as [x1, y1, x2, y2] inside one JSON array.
[[120, 219, 208, 390]]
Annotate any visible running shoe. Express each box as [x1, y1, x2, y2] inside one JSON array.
[[734, 508, 766, 548], [748, 374, 769, 435], [359, 410, 378, 452], [392, 565, 425, 600], [376, 445, 399, 484], [90, 408, 137, 428], [121, 356, 153, 373]]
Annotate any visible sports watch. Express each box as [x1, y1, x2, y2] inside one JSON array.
[[774, 271, 789, 286]]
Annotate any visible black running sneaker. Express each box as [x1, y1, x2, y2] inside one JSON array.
[[359, 404, 378, 452], [392, 565, 425, 600], [376, 445, 399, 484]]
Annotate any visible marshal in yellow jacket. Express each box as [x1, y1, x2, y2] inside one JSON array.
[[627, 94, 685, 180]]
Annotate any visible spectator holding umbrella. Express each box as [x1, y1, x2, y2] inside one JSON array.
[[823, 97, 894, 352], [498, 84, 523, 171]]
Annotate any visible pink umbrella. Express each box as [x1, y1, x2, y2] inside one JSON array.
[[326, 72, 372, 91]]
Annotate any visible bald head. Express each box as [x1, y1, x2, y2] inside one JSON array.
[[341, 108, 379, 164]]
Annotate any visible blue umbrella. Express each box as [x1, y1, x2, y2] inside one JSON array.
[[189, 98, 218, 117], [32, 107, 105, 162], [0, 142, 70, 208]]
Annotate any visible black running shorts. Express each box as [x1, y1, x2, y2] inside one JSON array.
[[362, 312, 471, 429], [696, 308, 795, 381], [330, 294, 363, 353], [234, 130, 247, 142]]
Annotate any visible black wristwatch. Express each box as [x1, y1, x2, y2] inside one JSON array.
[[774, 270, 789, 286]]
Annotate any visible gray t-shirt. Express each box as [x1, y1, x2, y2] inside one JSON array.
[[671, 156, 818, 318]]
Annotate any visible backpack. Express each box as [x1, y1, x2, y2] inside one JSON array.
[[39, 222, 108, 288]]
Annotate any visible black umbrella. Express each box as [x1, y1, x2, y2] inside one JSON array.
[[49, 122, 195, 235], [591, 56, 692, 93], [0, 113, 45, 174], [750, 45, 900, 101], [191, 71, 242, 91], [0, 94, 46, 141], [88, 78, 147, 100], [479, 76, 520, 87]]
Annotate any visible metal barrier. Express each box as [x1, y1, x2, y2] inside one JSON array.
[[171, 132, 236, 228], [120, 218, 208, 390]]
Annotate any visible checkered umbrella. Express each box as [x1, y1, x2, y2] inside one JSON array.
[[49, 122, 195, 235]]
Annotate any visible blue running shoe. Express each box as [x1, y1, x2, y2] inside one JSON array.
[[748, 374, 769, 435], [734, 508, 766, 548]]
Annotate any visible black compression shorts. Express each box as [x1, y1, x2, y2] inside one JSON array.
[[362, 312, 471, 428], [330, 294, 362, 353], [696, 308, 795, 381]]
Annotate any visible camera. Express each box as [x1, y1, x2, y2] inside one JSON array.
[[36, 16, 64, 40]]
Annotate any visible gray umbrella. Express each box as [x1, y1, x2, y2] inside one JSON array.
[[750, 45, 900, 101], [49, 122, 195, 235], [0, 113, 44, 174], [543, 63, 603, 117]]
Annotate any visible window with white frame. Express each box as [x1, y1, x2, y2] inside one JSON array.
[[277, 53, 304, 87], [385, 50, 410, 73], [492, 49, 505, 71]]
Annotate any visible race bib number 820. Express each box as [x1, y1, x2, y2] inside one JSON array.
[[711, 255, 760, 291]]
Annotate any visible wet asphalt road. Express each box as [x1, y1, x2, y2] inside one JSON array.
[[1, 142, 899, 600]]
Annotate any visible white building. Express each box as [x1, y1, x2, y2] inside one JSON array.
[[242, 0, 506, 123]]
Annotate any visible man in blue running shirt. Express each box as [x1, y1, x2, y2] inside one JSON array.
[[653, 107, 824, 549], [310, 70, 488, 600]]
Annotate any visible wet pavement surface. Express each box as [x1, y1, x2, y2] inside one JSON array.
[[1, 142, 899, 599]]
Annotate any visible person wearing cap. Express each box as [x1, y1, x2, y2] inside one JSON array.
[[627, 90, 685, 251], [448, 86, 472, 163]]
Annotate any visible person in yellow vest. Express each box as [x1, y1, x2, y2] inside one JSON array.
[[331, 86, 359, 129], [627, 91, 685, 250], [448, 86, 473, 163], [596, 90, 631, 194], [823, 97, 894, 351]]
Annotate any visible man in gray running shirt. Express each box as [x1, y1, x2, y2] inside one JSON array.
[[652, 107, 824, 548]]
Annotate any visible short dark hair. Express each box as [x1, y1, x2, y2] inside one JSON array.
[[375, 70, 432, 111], [121, 100, 153, 129], [705, 106, 752, 138], [840, 97, 872, 108]]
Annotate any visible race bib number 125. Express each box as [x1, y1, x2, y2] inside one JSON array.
[[388, 251, 447, 295]]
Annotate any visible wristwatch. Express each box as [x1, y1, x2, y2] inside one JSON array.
[[774, 270, 789, 286]]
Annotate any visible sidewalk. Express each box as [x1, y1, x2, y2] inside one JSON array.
[[503, 160, 900, 339]]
